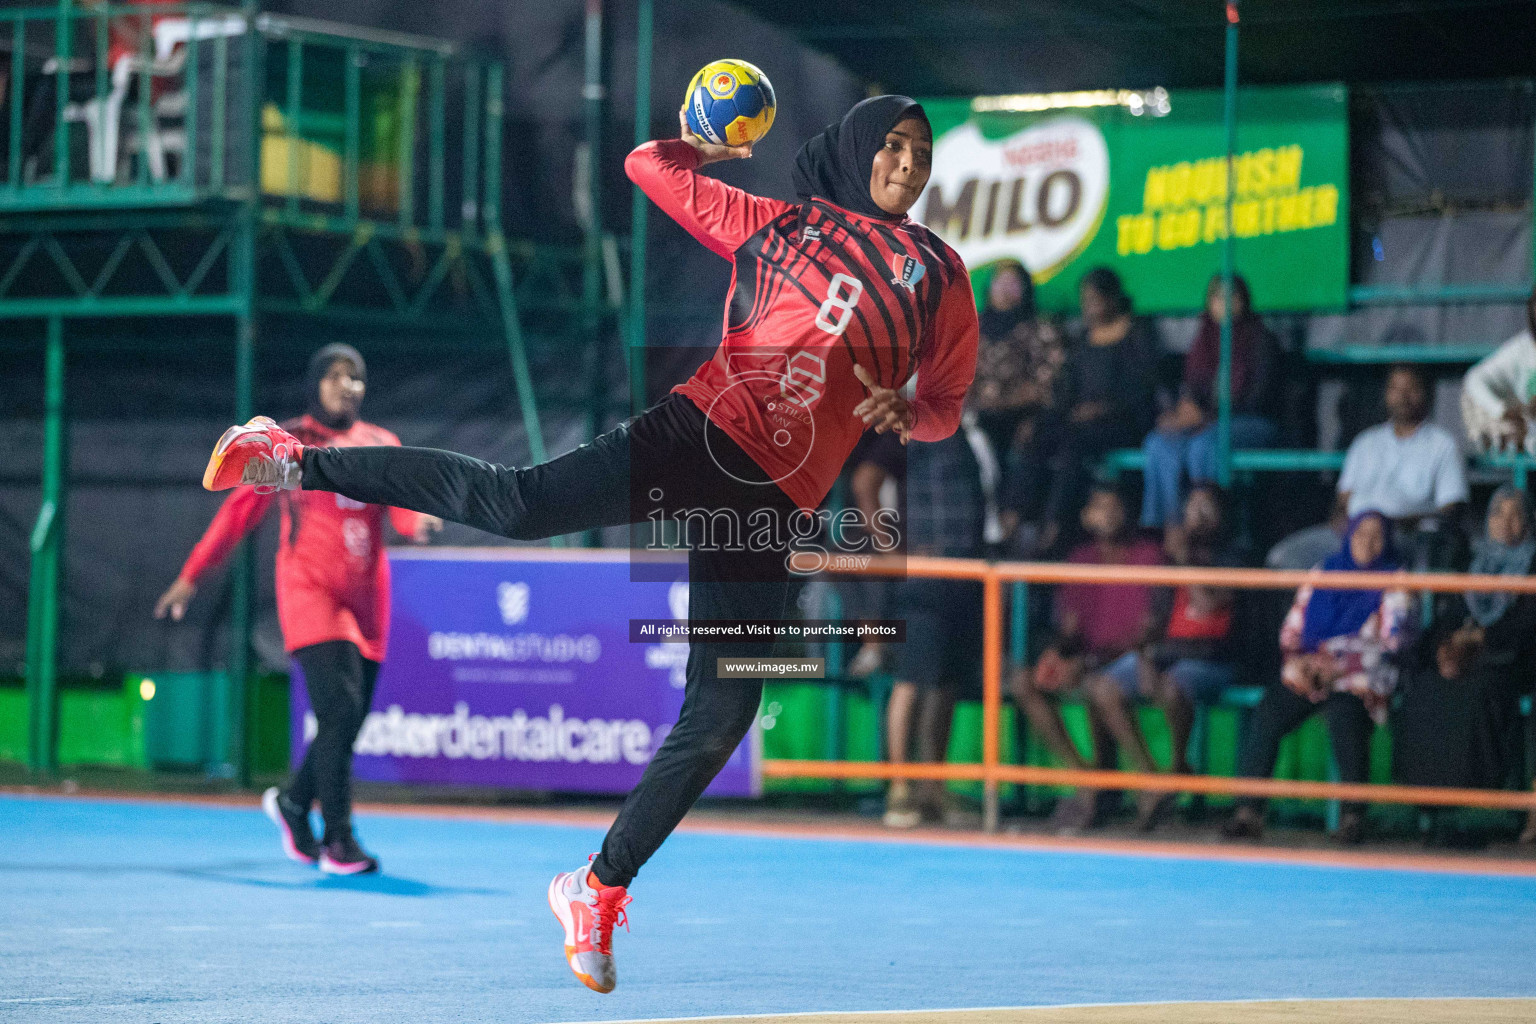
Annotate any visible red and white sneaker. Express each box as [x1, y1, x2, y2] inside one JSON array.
[[547, 862, 631, 994], [202, 416, 304, 493]]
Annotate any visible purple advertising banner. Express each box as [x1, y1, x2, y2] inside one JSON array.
[[289, 548, 760, 796]]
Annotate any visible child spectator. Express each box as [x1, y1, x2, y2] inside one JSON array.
[[1085, 485, 1248, 831], [1009, 484, 1162, 832]]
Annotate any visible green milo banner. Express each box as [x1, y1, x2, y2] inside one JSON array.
[[915, 85, 1349, 313]]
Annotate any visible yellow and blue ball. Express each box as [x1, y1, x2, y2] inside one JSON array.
[[683, 59, 776, 148]]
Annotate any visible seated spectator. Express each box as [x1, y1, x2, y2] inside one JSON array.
[[1139, 274, 1280, 547], [1394, 487, 1536, 839], [1020, 267, 1158, 554], [884, 428, 985, 829], [1085, 485, 1247, 831], [1461, 287, 1536, 454], [1223, 511, 1411, 845], [1338, 364, 1469, 571], [966, 260, 1067, 554], [1009, 484, 1162, 832]]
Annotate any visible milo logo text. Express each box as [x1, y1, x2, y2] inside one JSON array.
[[916, 117, 1109, 282]]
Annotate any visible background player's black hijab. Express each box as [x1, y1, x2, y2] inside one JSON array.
[[792, 94, 929, 221], [305, 342, 366, 431]]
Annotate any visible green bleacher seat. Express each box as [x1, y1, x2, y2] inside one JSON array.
[[1347, 283, 1532, 305], [1186, 684, 1268, 806], [1100, 449, 1145, 474], [1233, 451, 1346, 472], [1102, 448, 1346, 476], [1305, 345, 1498, 365], [1218, 685, 1266, 709], [1104, 448, 1536, 483]]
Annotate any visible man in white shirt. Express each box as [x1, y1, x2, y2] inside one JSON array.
[[1340, 365, 1469, 521], [1338, 365, 1468, 571], [1461, 289, 1536, 453]]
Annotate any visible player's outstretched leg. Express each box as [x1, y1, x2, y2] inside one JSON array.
[[200, 415, 635, 541]]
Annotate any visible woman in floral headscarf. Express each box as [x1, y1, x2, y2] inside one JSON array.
[[1223, 510, 1410, 844]]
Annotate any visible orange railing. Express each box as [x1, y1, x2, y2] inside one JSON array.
[[764, 556, 1536, 831]]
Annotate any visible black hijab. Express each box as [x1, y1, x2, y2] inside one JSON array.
[[792, 94, 929, 221], [305, 342, 366, 431]]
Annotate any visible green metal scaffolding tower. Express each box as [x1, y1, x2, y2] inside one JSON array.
[[10, 2, 551, 779]]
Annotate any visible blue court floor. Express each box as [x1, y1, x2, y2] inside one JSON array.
[[2, 794, 1536, 1023]]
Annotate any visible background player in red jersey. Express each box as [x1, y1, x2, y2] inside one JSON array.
[[155, 344, 441, 875], [197, 94, 977, 992]]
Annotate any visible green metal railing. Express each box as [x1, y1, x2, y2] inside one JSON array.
[[627, 0, 652, 415], [3, 2, 235, 204], [0, 3, 504, 241], [24, 317, 64, 776]]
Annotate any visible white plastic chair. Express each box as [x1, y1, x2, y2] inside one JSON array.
[[61, 55, 139, 183], [57, 14, 246, 184]]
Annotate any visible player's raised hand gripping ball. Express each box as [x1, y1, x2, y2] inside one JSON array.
[[684, 59, 776, 148]]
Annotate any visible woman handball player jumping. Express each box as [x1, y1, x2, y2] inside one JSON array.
[[196, 94, 978, 992]]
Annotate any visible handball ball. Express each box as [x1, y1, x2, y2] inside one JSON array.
[[684, 59, 776, 147]]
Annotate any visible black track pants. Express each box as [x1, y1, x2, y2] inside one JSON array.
[[286, 639, 380, 840]]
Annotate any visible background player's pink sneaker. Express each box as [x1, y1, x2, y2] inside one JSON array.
[[547, 863, 631, 993], [262, 786, 318, 865], [202, 416, 304, 493], [318, 832, 379, 875]]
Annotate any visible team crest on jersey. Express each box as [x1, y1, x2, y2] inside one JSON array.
[[890, 253, 926, 292]]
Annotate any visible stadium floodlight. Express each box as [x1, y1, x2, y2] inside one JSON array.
[[971, 87, 1171, 117]]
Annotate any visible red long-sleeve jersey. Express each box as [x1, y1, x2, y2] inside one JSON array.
[[177, 415, 422, 662], [627, 140, 979, 511]]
